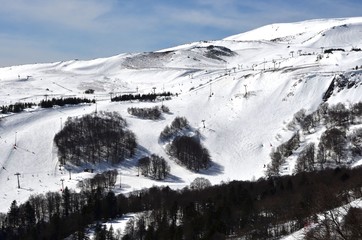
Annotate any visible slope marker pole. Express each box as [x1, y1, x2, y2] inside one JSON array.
[[14, 173, 21, 189]]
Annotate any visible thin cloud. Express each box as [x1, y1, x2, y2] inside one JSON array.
[[0, 0, 113, 31], [159, 7, 240, 31]]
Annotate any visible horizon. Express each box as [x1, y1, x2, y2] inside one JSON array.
[[0, 0, 362, 67]]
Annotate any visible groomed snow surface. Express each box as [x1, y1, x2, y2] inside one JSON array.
[[1, 18, 362, 239]]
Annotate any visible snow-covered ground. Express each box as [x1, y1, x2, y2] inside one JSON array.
[[1, 17, 362, 213]]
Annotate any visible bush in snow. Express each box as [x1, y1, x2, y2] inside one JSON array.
[[127, 106, 162, 120], [84, 88, 94, 94], [160, 104, 170, 113]]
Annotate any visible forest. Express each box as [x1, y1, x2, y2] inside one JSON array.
[[0, 167, 361, 239]]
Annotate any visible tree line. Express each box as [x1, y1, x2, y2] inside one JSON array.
[[0, 166, 361, 239], [1, 97, 96, 115], [40, 97, 95, 108], [111, 92, 173, 102], [0, 102, 35, 114]]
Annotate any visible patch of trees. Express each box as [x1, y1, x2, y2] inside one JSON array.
[[290, 108, 319, 133], [267, 132, 300, 176], [0, 102, 35, 114], [326, 103, 350, 127], [318, 127, 347, 165], [294, 126, 362, 173], [0, 167, 362, 240], [306, 206, 362, 240], [40, 97, 95, 108], [111, 92, 173, 102], [324, 48, 345, 54], [160, 104, 170, 113], [350, 128, 362, 158], [79, 169, 118, 191], [290, 102, 362, 133], [167, 136, 211, 171], [285, 102, 362, 172], [159, 117, 211, 172], [137, 154, 170, 180], [54, 111, 137, 166], [0, 97, 96, 115], [159, 116, 190, 141], [295, 143, 315, 173], [84, 89, 95, 94], [127, 106, 162, 120]]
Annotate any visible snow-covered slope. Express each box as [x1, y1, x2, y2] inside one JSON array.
[[0, 17, 362, 213]]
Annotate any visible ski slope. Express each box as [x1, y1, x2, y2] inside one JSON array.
[[0, 17, 362, 213]]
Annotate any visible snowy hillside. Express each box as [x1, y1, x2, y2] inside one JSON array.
[[0, 17, 362, 213]]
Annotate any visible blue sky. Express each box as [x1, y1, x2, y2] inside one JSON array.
[[0, 0, 361, 67]]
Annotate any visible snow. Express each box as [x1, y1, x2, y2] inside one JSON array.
[[84, 213, 137, 239], [1, 17, 362, 213]]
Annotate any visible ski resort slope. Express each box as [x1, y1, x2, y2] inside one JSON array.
[[0, 17, 362, 213]]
